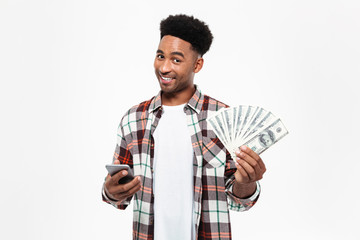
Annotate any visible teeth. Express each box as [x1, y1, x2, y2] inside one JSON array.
[[160, 74, 172, 81]]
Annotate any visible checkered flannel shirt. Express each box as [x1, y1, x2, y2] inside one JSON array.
[[102, 86, 260, 240]]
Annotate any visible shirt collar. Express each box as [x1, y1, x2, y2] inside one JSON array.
[[187, 85, 203, 114], [149, 91, 162, 113], [149, 85, 203, 114]]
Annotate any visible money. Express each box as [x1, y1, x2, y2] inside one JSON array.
[[206, 106, 288, 160], [243, 118, 288, 155]]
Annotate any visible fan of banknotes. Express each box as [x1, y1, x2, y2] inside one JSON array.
[[206, 106, 288, 160]]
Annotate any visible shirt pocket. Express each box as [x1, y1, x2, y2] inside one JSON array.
[[202, 137, 227, 168]]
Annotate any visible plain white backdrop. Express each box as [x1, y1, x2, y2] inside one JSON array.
[[1, 0, 360, 239]]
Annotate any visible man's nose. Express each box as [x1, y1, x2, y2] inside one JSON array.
[[160, 60, 171, 73]]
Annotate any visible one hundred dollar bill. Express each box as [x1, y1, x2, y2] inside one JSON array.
[[242, 118, 288, 155]]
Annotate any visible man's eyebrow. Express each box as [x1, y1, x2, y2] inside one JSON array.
[[156, 50, 185, 58], [171, 51, 185, 58]]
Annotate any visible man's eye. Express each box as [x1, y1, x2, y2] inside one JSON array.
[[157, 55, 164, 59], [173, 59, 181, 63]]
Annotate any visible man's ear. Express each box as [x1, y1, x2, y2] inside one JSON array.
[[194, 58, 204, 73]]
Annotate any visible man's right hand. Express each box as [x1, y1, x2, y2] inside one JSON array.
[[104, 160, 142, 203]]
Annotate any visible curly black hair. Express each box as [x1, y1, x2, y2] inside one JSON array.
[[160, 14, 213, 56]]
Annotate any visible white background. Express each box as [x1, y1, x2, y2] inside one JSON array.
[[1, 0, 360, 239]]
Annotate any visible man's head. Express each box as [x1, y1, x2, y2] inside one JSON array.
[[160, 14, 213, 57], [154, 14, 213, 105]]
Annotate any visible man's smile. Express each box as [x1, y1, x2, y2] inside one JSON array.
[[159, 72, 175, 83]]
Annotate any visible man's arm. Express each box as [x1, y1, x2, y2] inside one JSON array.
[[232, 145, 266, 197], [102, 116, 141, 209], [224, 145, 265, 211]]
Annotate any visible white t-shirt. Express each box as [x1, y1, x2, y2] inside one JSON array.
[[153, 104, 195, 240]]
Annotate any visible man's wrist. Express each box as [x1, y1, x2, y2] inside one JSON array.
[[103, 183, 120, 202], [232, 181, 257, 199]]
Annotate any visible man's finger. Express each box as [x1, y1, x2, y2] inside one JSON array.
[[111, 176, 141, 194], [237, 158, 256, 180], [112, 178, 142, 199], [237, 151, 262, 174], [239, 145, 266, 172], [240, 145, 261, 162], [258, 159, 266, 172], [114, 181, 142, 200], [235, 162, 249, 182], [110, 170, 129, 184]]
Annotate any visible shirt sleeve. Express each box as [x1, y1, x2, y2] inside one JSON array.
[[101, 117, 134, 210], [225, 180, 261, 211], [224, 152, 261, 212]]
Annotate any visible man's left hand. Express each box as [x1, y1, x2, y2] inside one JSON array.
[[234, 145, 266, 185]]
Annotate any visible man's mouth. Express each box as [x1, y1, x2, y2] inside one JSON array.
[[159, 73, 174, 83]]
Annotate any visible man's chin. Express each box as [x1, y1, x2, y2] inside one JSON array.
[[158, 81, 175, 91], [160, 86, 176, 95]]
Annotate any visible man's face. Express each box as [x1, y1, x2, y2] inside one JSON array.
[[154, 35, 202, 97]]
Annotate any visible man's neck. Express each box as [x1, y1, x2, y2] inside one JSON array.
[[161, 85, 196, 106]]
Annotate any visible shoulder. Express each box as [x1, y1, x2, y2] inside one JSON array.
[[126, 97, 154, 115], [118, 97, 155, 128], [201, 94, 229, 113]]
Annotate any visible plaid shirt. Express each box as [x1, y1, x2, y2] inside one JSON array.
[[103, 86, 260, 240]]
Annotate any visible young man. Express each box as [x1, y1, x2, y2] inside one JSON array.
[[102, 14, 266, 240]]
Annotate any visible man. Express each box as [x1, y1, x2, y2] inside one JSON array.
[[102, 14, 266, 240]]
